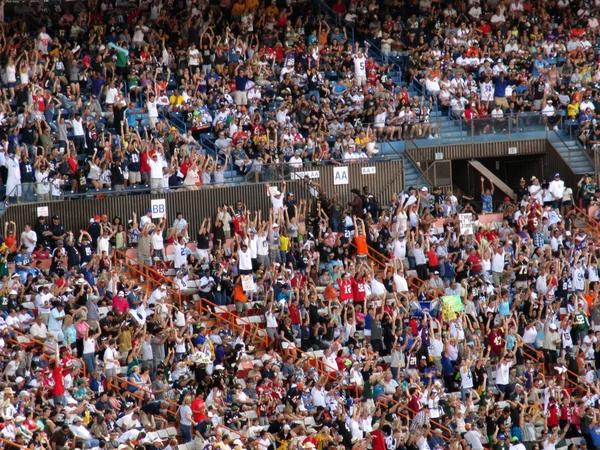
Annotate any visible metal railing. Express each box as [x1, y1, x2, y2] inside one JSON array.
[[113, 249, 182, 306], [409, 112, 564, 147], [7, 326, 87, 377], [107, 375, 179, 415]]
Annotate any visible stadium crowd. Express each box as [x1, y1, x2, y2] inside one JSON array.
[[0, 1, 599, 450]]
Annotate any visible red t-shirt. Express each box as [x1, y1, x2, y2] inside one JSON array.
[[352, 279, 367, 303], [112, 296, 129, 313], [372, 430, 386, 450], [338, 278, 354, 302], [488, 329, 505, 354], [467, 253, 482, 272], [427, 249, 439, 267], [288, 304, 301, 325], [140, 151, 151, 173], [52, 365, 64, 397], [191, 398, 206, 422]]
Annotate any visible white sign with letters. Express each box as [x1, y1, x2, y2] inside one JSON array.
[[459, 213, 474, 235], [333, 166, 349, 185], [292, 170, 320, 180], [361, 167, 376, 175], [151, 199, 166, 218], [37, 206, 49, 217]]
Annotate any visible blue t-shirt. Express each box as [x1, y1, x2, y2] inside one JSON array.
[[482, 193, 493, 212], [591, 426, 600, 446], [441, 356, 454, 376], [364, 313, 372, 330]]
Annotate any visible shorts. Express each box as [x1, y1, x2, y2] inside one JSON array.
[[544, 349, 558, 363], [235, 301, 249, 313], [363, 329, 371, 336], [496, 383, 510, 394], [266, 327, 278, 338], [129, 171, 141, 184]]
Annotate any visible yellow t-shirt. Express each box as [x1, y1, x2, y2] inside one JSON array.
[[280, 235, 290, 251], [355, 136, 369, 146], [231, 2, 246, 16], [567, 103, 579, 118], [245, 0, 258, 9], [170, 95, 184, 106]]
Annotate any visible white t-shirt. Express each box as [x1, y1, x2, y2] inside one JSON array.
[[173, 241, 188, 268], [104, 346, 117, 369], [238, 248, 252, 270], [353, 55, 366, 77], [20, 230, 37, 252], [496, 361, 513, 385], [147, 100, 159, 118], [189, 48, 201, 66]]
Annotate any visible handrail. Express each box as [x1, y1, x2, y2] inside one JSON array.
[[294, 346, 340, 377], [0, 435, 28, 449], [214, 424, 250, 442], [113, 249, 182, 306], [115, 250, 268, 348], [377, 394, 451, 440], [548, 125, 587, 169], [521, 342, 544, 361], [7, 326, 87, 377], [107, 375, 179, 415], [573, 205, 600, 230], [348, 239, 445, 299], [197, 297, 269, 349]]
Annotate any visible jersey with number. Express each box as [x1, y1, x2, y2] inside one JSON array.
[[352, 279, 367, 303], [527, 205, 541, 231], [353, 55, 367, 77], [460, 365, 474, 388], [173, 242, 187, 269], [480, 81, 494, 101], [338, 278, 354, 302], [515, 261, 529, 282], [488, 328, 505, 353], [572, 265, 585, 291], [561, 326, 573, 348], [406, 352, 418, 370]]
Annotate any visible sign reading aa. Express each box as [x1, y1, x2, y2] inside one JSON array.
[[459, 213, 474, 235], [151, 199, 166, 218], [333, 166, 349, 185]]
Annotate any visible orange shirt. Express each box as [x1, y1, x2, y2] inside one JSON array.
[[355, 235, 368, 255], [233, 283, 247, 303], [5, 235, 16, 253]]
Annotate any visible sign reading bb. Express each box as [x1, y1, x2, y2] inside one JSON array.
[[151, 199, 166, 218]]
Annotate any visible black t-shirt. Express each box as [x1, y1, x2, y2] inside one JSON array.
[[268, 419, 283, 434], [197, 232, 210, 250], [78, 244, 93, 264], [20, 161, 34, 182], [318, 243, 332, 263], [66, 245, 80, 268], [110, 164, 124, 185]]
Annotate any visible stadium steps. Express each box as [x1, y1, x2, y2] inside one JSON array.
[[547, 134, 595, 175]]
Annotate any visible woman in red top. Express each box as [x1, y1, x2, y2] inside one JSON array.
[[426, 244, 439, 273], [467, 248, 482, 275]]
